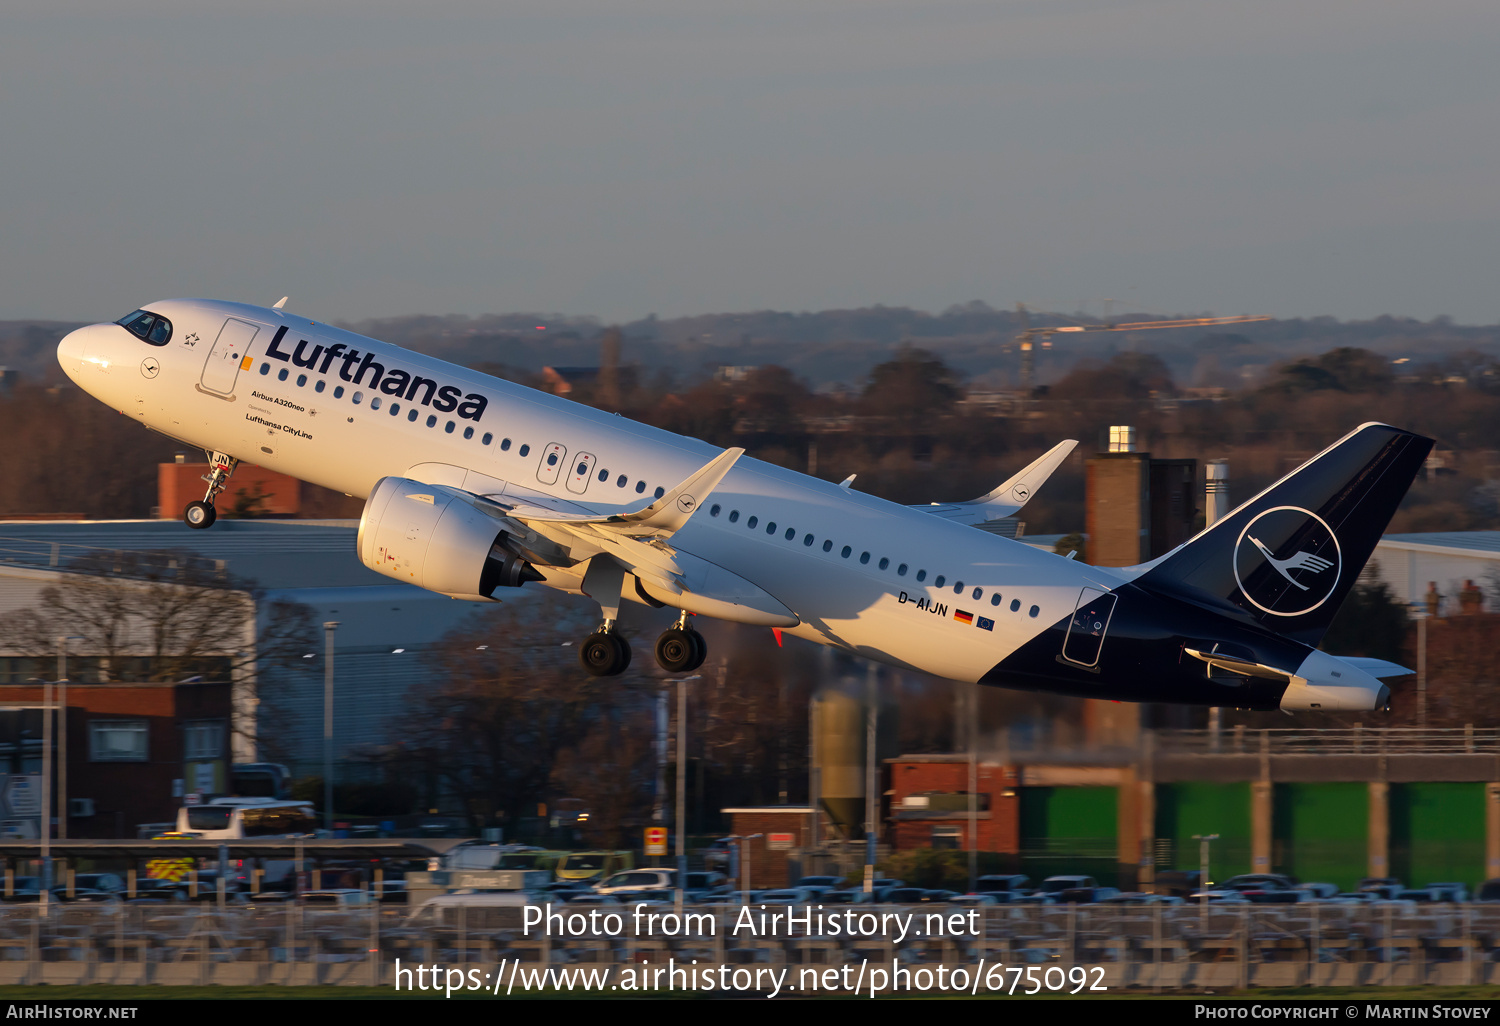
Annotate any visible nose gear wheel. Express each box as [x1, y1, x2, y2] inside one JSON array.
[[184, 501, 217, 530], [182, 450, 238, 530]]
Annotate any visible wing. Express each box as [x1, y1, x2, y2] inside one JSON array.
[[483, 447, 798, 626], [912, 439, 1078, 525], [496, 446, 743, 537]]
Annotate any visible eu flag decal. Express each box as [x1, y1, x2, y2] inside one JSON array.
[[954, 610, 974, 625], [976, 616, 994, 631]]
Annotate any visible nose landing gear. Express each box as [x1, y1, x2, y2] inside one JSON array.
[[654, 612, 707, 672], [183, 451, 238, 530]]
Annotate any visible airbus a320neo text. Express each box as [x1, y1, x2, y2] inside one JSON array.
[[57, 300, 1428, 711]]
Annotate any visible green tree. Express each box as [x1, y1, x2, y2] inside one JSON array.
[[1321, 572, 1410, 663], [858, 347, 962, 430]]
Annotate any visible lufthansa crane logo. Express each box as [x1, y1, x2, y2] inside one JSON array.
[[1233, 506, 1342, 617]]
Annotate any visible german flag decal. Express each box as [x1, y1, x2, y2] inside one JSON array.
[[954, 609, 974, 625]]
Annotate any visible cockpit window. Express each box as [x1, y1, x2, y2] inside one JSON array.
[[116, 310, 173, 347]]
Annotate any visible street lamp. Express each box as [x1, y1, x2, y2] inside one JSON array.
[[323, 622, 339, 833], [660, 675, 701, 913], [55, 636, 82, 843], [40, 635, 85, 908], [1193, 833, 1219, 932], [729, 833, 763, 905], [1410, 604, 1428, 728]]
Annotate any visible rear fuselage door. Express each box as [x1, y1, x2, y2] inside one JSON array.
[[1062, 587, 1118, 668], [201, 318, 259, 396], [565, 452, 596, 494], [536, 443, 567, 485]]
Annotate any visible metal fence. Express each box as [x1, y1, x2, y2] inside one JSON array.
[[0, 901, 1497, 989], [1152, 726, 1500, 756]]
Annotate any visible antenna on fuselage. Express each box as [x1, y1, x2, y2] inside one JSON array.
[[273, 296, 289, 310]]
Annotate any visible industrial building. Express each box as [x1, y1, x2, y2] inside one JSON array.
[[0, 506, 530, 837]]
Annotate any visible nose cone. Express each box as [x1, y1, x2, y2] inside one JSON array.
[[56, 326, 89, 381]]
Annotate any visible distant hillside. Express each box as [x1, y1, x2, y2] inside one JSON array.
[[2, 305, 1497, 390], [341, 304, 1500, 392], [0, 321, 85, 383]]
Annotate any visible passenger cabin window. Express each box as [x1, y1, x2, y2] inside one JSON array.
[[117, 311, 173, 347]]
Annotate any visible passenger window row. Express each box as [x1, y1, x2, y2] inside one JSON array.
[[702, 502, 1040, 618], [255, 359, 664, 496]]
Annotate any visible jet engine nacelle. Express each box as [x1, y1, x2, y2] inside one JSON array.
[[357, 476, 542, 600]]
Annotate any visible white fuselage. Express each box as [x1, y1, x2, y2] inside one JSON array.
[[57, 298, 1123, 684]]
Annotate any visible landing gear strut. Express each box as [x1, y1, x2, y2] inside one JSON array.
[[578, 556, 633, 677], [654, 612, 707, 672], [183, 451, 238, 530]]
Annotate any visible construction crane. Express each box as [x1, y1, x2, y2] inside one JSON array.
[[1013, 304, 1272, 392]]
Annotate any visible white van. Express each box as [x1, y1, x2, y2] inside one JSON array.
[[405, 890, 545, 928]]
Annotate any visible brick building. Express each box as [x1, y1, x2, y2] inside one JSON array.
[[0, 679, 232, 838], [719, 807, 816, 889], [887, 755, 1019, 854]]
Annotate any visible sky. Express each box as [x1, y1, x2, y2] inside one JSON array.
[[4, 0, 1500, 325]]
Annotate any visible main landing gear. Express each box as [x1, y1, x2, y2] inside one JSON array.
[[577, 558, 711, 677], [578, 627, 632, 677], [654, 612, 706, 673], [183, 451, 238, 530]]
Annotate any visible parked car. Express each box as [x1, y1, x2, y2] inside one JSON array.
[[1054, 885, 1121, 904], [1099, 892, 1183, 906], [1476, 879, 1500, 902], [1223, 873, 1297, 890], [684, 872, 730, 900], [301, 889, 372, 908], [1037, 875, 1099, 894], [974, 874, 1031, 895], [702, 839, 735, 872], [948, 893, 1005, 906], [555, 851, 634, 884], [795, 876, 844, 895], [1152, 870, 1203, 898], [594, 869, 676, 894], [1358, 877, 1404, 896], [1425, 882, 1470, 902]]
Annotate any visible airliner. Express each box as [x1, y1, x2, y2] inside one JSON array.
[[55, 299, 1429, 711]]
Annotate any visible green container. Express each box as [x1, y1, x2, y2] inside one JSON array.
[[1273, 783, 1367, 892], [1390, 782, 1484, 891], [1019, 786, 1119, 887], [1154, 782, 1252, 882]]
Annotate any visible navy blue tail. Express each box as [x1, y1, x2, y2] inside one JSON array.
[[1136, 423, 1432, 646]]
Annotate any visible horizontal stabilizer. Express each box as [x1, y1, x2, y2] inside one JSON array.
[[914, 439, 1077, 525], [1332, 656, 1413, 678]]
